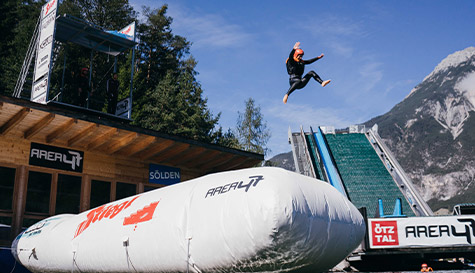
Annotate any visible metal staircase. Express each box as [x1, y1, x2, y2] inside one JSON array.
[[288, 126, 316, 178]]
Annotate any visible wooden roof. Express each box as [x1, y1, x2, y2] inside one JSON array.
[[0, 95, 263, 173]]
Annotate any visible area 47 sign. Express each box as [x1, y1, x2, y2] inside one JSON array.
[[368, 216, 475, 249], [29, 142, 84, 173]]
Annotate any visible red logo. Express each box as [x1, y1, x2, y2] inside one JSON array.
[[74, 196, 140, 238], [44, 0, 56, 16], [123, 201, 159, 230], [371, 221, 399, 246], [121, 26, 131, 35]]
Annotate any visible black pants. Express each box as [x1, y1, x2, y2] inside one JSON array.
[[286, 71, 323, 96], [107, 97, 117, 114]]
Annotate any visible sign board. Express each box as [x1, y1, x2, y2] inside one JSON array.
[[29, 142, 84, 173], [149, 164, 180, 185], [115, 97, 131, 118], [31, 76, 49, 104], [368, 216, 475, 249], [31, 0, 58, 104]]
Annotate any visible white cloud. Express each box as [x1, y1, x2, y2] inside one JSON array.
[[165, 5, 253, 49], [300, 14, 368, 58], [358, 60, 383, 93], [304, 14, 366, 38], [326, 40, 354, 58]]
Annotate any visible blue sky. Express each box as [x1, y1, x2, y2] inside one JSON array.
[[129, 0, 475, 158]]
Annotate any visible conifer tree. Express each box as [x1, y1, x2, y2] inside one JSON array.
[[236, 98, 271, 156], [0, 0, 44, 96], [135, 57, 221, 142]]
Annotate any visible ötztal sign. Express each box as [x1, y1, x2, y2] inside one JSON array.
[[368, 216, 475, 249]]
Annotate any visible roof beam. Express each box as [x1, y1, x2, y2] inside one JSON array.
[[196, 153, 235, 170], [0, 107, 30, 135], [165, 146, 206, 166], [46, 118, 77, 143], [87, 128, 118, 150], [151, 143, 190, 163], [186, 150, 221, 168], [24, 113, 55, 139], [103, 132, 139, 155], [113, 135, 156, 157], [135, 139, 175, 160], [68, 123, 98, 146]]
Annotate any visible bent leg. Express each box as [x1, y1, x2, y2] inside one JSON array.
[[286, 80, 302, 96], [284, 79, 303, 103], [307, 70, 323, 84], [308, 70, 331, 87]]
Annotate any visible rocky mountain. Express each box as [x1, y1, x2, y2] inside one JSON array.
[[365, 47, 475, 213], [266, 151, 295, 171]]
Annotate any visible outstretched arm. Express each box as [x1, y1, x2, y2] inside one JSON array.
[[304, 53, 324, 64]]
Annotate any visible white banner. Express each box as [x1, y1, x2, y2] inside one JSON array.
[[34, 0, 57, 82], [368, 216, 475, 249], [115, 97, 131, 118], [31, 0, 57, 104], [31, 76, 49, 104]]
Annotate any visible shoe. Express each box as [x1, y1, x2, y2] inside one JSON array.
[[283, 94, 288, 104], [321, 80, 331, 87]]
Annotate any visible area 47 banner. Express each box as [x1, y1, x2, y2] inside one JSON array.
[[368, 216, 475, 248]]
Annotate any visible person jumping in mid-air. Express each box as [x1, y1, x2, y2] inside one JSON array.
[[283, 42, 331, 104]]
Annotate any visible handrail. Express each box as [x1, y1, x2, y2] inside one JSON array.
[[366, 128, 433, 216], [313, 127, 348, 198]]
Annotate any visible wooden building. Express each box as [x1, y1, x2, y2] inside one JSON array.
[[0, 95, 263, 246]]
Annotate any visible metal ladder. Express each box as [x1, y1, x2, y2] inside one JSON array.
[[288, 126, 316, 178]]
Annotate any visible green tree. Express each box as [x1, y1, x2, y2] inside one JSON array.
[[0, 0, 44, 96], [0, 0, 20, 64], [131, 5, 224, 143], [236, 98, 271, 156], [212, 128, 241, 149], [59, 0, 136, 29], [135, 57, 221, 142], [132, 5, 189, 116]]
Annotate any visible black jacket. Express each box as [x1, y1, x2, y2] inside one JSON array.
[[286, 48, 320, 79]]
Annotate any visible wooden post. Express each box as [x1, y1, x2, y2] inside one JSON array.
[[110, 181, 117, 201], [80, 174, 91, 212], [11, 165, 28, 239], [49, 172, 58, 215]]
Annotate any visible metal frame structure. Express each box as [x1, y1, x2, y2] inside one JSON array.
[[15, 12, 137, 118]]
